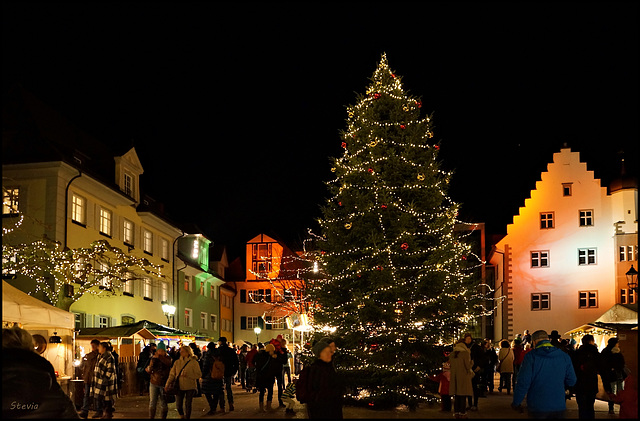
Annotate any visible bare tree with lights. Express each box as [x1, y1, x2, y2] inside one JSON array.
[[309, 54, 483, 409]]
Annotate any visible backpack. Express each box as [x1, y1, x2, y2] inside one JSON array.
[[211, 360, 225, 380], [295, 365, 312, 404]]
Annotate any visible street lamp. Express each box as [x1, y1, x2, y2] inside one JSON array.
[[254, 326, 261, 344], [626, 264, 638, 292], [162, 304, 176, 327]]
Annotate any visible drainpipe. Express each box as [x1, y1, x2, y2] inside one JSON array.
[[172, 232, 186, 328], [63, 170, 82, 249]]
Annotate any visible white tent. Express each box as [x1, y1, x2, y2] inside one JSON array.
[[2, 281, 75, 388]]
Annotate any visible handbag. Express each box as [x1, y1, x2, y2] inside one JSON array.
[[165, 359, 191, 396], [497, 349, 511, 373]]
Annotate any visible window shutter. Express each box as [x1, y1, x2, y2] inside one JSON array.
[[265, 316, 272, 330], [265, 289, 271, 303], [258, 317, 264, 329], [240, 289, 246, 303], [241, 316, 246, 330]]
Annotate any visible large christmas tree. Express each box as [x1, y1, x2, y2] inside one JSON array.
[[310, 54, 480, 408]]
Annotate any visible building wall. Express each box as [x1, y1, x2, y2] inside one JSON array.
[[493, 148, 637, 339]]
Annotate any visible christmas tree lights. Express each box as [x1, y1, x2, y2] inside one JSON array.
[[307, 53, 485, 408]]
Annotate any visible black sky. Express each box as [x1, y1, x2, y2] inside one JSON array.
[[3, 2, 638, 259]]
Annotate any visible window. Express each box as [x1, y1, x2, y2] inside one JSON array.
[[98, 315, 110, 328], [540, 212, 554, 229], [222, 318, 232, 332], [121, 315, 135, 325], [97, 261, 111, 289], [122, 275, 134, 296], [210, 314, 218, 331], [579, 210, 594, 227], [184, 275, 192, 292], [246, 316, 260, 330], [161, 238, 169, 262], [160, 281, 168, 302], [621, 288, 637, 305], [210, 284, 218, 300], [531, 293, 550, 311], [2, 255, 17, 277], [200, 312, 208, 330], [562, 183, 572, 197], [74, 312, 84, 329], [222, 294, 232, 308], [71, 194, 86, 225], [578, 248, 597, 265], [143, 229, 153, 255], [247, 289, 260, 302], [124, 173, 133, 197], [531, 251, 549, 268], [270, 318, 286, 330], [99, 207, 112, 237], [252, 243, 272, 274], [2, 187, 19, 215], [619, 245, 637, 262], [579, 291, 598, 308], [199, 280, 205, 296], [123, 219, 134, 246], [184, 308, 192, 327], [142, 278, 153, 300]]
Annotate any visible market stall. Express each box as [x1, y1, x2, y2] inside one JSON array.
[[2, 281, 75, 395]]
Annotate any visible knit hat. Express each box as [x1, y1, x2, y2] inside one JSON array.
[[265, 343, 275, 353], [157, 341, 166, 351], [312, 340, 331, 358]]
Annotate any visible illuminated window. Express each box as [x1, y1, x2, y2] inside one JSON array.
[[531, 251, 549, 268], [184, 308, 192, 327], [97, 261, 111, 289], [579, 210, 593, 227], [161, 238, 169, 262], [122, 274, 134, 296], [562, 183, 572, 197], [621, 288, 636, 305], [210, 284, 218, 300], [579, 291, 598, 308], [252, 243, 272, 274], [531, 293, 550, 311], [540, 212, 554, 229], [142, 278, 153, 299], [184, 275, 192, 292], [143, 229, 153, 255], [199, 280, 206, 296], [123, 219, 134, 246], [99, 207, 112, 237], [2, 187, 19, 214], [124, 173, 133, 197], [71, 194, 86, 225], [200, 312, 208, 329], [578, 248, 597, 265], [210, 314, 217, 331]]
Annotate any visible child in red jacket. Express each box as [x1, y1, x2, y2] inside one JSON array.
[[429, 360, 451, 412], [609, 374, 637, 419]]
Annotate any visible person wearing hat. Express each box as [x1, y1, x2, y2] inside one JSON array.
[[512, 330, 577, 418], [217, 337, 239, 411], [147, 341, 173, 419], [549, 330, 561, 347], [201, 342, 226, 415], [304, 340, 343, 419]]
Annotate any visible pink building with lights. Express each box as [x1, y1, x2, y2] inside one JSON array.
[[490, 147, 638, 340]]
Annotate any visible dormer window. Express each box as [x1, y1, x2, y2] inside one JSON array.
[[114, 148, 143, 203], [124, 173, 133, 197]]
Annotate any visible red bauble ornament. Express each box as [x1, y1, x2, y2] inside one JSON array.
[[391, 73, 396, 78], [370, 343, 379, 351], [321, 250, 326, 255], [368, 168, 374, 173], [461, 255, 467, 261], [434, 144, 440, 150], [400, 124, 406, 129], [341, 142, 347, 148], [373, 93, 381, 99], [397, 300, 404, 305], [401, 242, 409, 250], [381, 204, 387, 209], [416, 100, 422, 108], [377, 266, 383, 271], [338, 201, 342, 206]]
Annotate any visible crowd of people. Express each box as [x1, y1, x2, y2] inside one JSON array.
[[433, 329, 636, 419]]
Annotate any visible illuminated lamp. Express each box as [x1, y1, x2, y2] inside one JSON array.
[[49, 331, 62, 344]]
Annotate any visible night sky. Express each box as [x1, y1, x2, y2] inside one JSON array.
[[3, 2, 638, 259]]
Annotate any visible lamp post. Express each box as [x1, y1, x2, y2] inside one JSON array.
[[626, 264, 638, 293], [162, 304, 176, 327], [254, 326, 261, 344]]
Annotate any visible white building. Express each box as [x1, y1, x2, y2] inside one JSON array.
[[490, 147, 638, 340]]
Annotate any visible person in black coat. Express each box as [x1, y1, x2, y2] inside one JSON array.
[[217, 337, 239, 411], [2, 325, 79, 419], [306, 340, 343, 419], [572, 335, 600, 419]]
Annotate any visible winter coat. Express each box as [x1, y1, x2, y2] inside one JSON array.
[[470, 342, 487, 371], [93, 351, 117, 401], [571, 343, 600, 395], [609, 374, 638, 419], [2, 348, 79, 419], [218, 344, 239, 377], [148, 353, 173, 387], [238, 350, 248, 368], [200, 354, 225, 394], [166, 356, 202, 391], [306, 359, 343, 419], [512, 340, 577, 413], [254, 350, 286, 388], [429, 371, 451, 395], [449, 342, 474, 396], [81, 349, 99, 383], [498, 347, 514, 373], [137, 347, 153, 380], [246, 348, 258, 368], [512, 344, 523, 366]]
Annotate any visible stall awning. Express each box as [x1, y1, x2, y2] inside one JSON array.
[[2, 281, 74, 330], [565, 303, 638, 337], [78, 320, 206, 340]]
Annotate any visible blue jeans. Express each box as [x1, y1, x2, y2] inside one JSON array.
[[530, 410, 565, 419], [81, 382, 102, 413], [224, 376, 234, 405], [149, 383, 168, 414]]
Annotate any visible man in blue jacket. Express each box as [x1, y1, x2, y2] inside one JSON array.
[[512, 330, 577, 418]]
